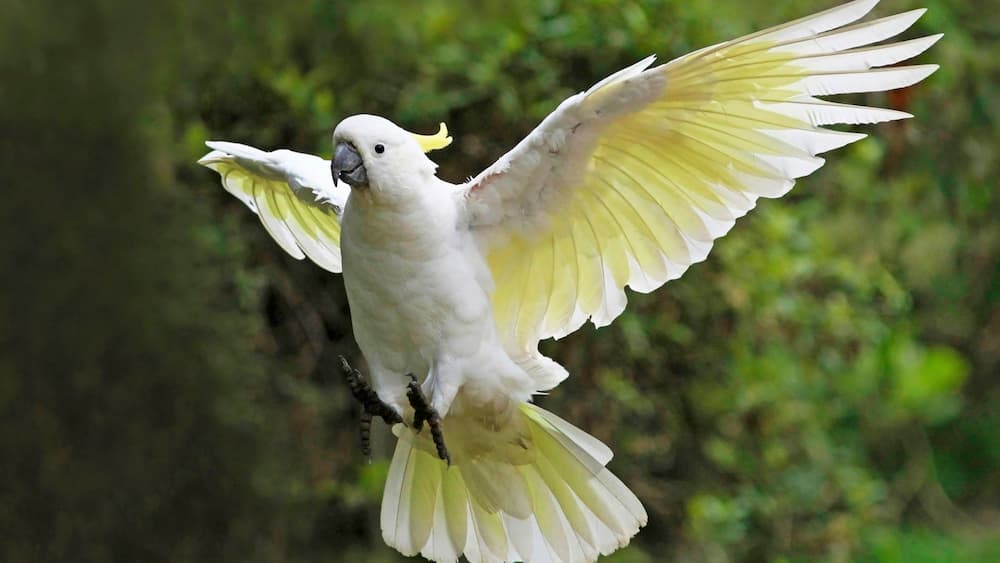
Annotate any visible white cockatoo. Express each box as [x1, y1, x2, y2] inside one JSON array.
[[199, 1, 938, 561]]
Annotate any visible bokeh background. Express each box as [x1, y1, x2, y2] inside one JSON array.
[[3, 0, 998, 561]]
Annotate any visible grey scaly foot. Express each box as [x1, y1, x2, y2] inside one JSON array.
[[405, 373, 451, 465], [339, 356, 403, 460]]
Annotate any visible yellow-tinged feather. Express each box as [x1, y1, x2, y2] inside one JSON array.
[[464, 459, 534, 519], [383, 405, 645, 561], [213, 164, 257, 212], [589, 167, 669, 290], [569, 202, 607, 326], [522, 403, 614, 465], [649, 99, 810, 129], [533, 450, 601, 558], [276, 194, 341, 271], [537, 235, 563, 339], [578, 187, 631, 305], [515, 233, 555, 345], [253, 181, 306, 260], [521, 465, 572, 561], [542, 224, 580, 337], [441, 467, 469, 557], [608, 125, 742, 223], [597, 140, 716, 247], [201, 146, 344, 272], [407, 450, 441, 552], [474, 0, 934, 345], [424, 465, 461, 562], [642, 120, 790, 183], [528, 416, 636, 537], [468, 494, 509, 561], [305, 205, 343, 251], [608, 193, 670, 290], [282, 191, 317, 237], [487, 241, 523, 344], [634, 126, 791, 199]]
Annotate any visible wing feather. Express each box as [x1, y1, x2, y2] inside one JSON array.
[[543, 227, 579, 337], [198, 142, 347, 273], [254, 180, 305, 260], [461, 0, 938, 348]]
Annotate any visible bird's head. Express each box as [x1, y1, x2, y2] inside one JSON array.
[[331, 115, 451, 201]]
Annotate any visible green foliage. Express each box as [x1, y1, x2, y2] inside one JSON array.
[[4, 0, 997, 561]]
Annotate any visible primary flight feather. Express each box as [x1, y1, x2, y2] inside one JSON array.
[[199, 1, 938, 561]]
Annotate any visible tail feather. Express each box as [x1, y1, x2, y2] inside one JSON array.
[[532, 455, 601, 557], [380, 403, 647, 562], [468, 490, 509, 561], [439, 467, 469, 558]]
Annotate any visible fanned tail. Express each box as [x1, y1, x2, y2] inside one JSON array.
[[381, 403, 646, 563]]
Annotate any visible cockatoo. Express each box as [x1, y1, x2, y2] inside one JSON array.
[[199, 1, 938, 561]]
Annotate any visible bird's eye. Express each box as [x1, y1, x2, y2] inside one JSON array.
[[374, 143, 385, 154]]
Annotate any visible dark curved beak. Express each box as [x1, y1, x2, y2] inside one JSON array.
[[331, 142, 367, 188]]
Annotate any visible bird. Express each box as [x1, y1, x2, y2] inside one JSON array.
[[198, 1, 939, 561]]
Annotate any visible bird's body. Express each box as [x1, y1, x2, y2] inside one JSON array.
[[198, 2, 939, 560], [340, 171, 533, 420]]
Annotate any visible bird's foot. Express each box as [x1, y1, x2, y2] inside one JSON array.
[[340, 356, 403, 461], [405, 373, 451, 465]]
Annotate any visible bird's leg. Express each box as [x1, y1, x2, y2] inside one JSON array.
[[405, 373, 451, 465], [339, 356, 403, 460], [358, 410, 373, 460]]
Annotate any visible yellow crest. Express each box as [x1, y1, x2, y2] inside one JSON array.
[[411, 122, 453, 153]]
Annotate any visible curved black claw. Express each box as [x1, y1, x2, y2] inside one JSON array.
[[340, 356, 403, 460], [405, 373, 451, 465]]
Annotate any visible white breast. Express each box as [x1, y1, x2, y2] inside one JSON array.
[[340, 184, 495, 403]]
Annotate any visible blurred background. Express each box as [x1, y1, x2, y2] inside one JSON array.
[[3, 0, 997, 561]]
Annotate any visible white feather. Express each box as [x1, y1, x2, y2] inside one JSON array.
[[198, 141, 347, 272], [461, 2, 938, 347], [383, 404, 646, 563]]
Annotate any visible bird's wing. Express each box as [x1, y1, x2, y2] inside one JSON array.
[[459, 0, 939, 348], [199, 141, 349, 273]]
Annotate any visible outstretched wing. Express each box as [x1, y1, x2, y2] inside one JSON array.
[[199, 141, 348, 273], [460, 0, 939, 348]]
